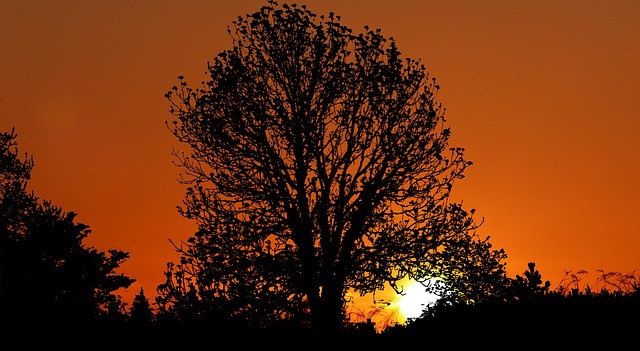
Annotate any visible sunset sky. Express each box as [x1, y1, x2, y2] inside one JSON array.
[[2, 0, 639, 311]]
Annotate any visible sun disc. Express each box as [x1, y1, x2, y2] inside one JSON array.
[[396, 280, 440, 321]]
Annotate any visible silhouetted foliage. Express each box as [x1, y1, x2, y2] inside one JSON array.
[[0, 128, 134, 333], [390, 263, 640, 348], [129, 287, 154, 325], [160, 1, 508, 334], [509, 261, 551, 300], [425, 230, 511, 305]]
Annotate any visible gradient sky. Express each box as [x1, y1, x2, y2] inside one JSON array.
[[2, 0, 639, 309]]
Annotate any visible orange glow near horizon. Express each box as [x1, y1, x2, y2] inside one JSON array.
[[346, 278, 441, 331], [2, 1, 640, 319]]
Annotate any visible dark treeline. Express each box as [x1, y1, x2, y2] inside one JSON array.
[[2, 126, 638, 347], [388, 265, 640, 347], [2, 119, 639, 348], [0, 128, 134, 335], [1, 127, 637, 346]]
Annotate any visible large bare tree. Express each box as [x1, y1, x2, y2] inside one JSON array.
[[160, 1, 502, 334]]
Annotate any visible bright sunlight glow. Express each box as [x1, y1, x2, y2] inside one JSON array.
[[394, 279, 441, 321]]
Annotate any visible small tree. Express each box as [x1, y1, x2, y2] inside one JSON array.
[[510, 262, 551, 300], [0, 128, 134, 330], [162, 1, 504, 334], [129, 288, 154, 325]]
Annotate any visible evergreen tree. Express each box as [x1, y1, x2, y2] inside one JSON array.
[[130, 287, 154, 325]]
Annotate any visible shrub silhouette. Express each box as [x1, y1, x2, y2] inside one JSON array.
[[0, 128, 134, 337], [389, 263, 640, 348]]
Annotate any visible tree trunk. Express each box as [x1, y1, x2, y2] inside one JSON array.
[[310, 279, 345, 336]]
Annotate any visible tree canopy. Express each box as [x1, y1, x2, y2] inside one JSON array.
[[0, 128, 134, 331], [160, 1, 507, 333]]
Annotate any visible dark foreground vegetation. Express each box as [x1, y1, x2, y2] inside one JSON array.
[[5, 291, 640, 350], [4, 125, 636, 348], [394, 288, 640, 346], [4, 268, 639, 350], [1, 128, 639, 347]]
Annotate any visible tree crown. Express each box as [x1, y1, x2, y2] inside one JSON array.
[[162, 1, 501, 331]]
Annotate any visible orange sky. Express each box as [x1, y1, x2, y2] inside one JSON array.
[[2, 0, 639, 309]]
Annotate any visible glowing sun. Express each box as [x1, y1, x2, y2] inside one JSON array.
[[395, 280, 441, 321]]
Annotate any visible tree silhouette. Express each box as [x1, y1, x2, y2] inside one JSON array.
[[428, 232, 511, 305], [129, 287, 154, 325], [0, 128, 134, 333], [510, 261, 551, 300], [161, 1, 504, 334]]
